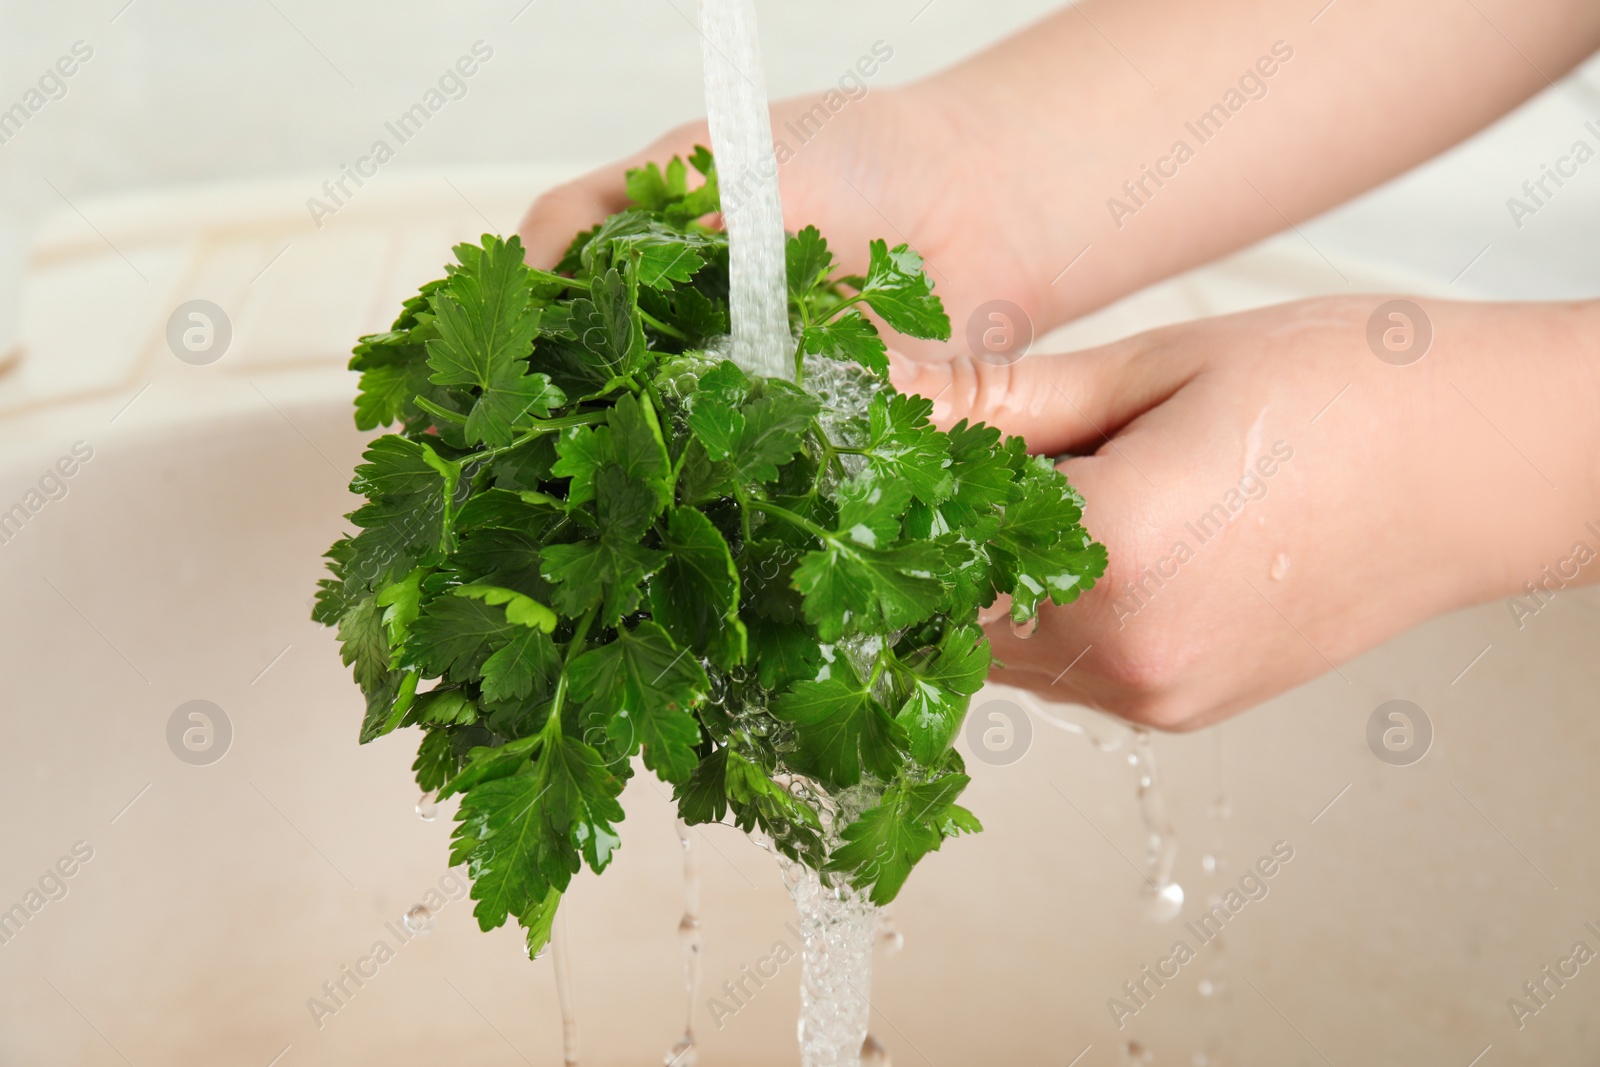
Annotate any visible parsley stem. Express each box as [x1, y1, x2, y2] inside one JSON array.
[[564, 606, 598, 668], [793, 290, 813, 383], [821, 293, 868, 323], [746, 500, 830, 541], [548, 605, 599, 734], [734, 487, 753, 545], [812, 425, 849, 481], [639, 309, 688, 341], [475, 411, 604, 464], [414, 395, 466, 426]]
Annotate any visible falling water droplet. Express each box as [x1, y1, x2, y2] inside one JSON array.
[[1144, 879, 1185, 923], [876, 908, 905, 955], [402, 904, 433, 936], [1269, 553, 1290, 581], [1197, 979, 1216, 998], [666, 819, 702, 1067], [861, 1033, 892, 1066], [1201, 854, 1218, 875], [666, 1036, 696, 1067], [552, 909, 580, 1067], [415, 790, 438, 822], [1010, 615, 1038, 640]]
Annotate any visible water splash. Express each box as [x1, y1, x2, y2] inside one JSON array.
[[666, 819, 703, 1067], [552, 908, 580, 1067], [697, 0, 791, 379], [1269, 553, 1290, 581]]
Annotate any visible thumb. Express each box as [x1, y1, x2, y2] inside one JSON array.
[[886, 340, 1189, 456]]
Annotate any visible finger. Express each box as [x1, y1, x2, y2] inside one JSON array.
[[887, 335, 1201, 457], [517, 123, 712, 268], [516, 169, 633, 268]]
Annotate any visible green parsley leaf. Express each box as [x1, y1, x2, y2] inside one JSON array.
[[649, 507, 746, 669], [771, 657, 905, 787], [991, 455, 1109, 618], [825, 772, 977, 904], [568, 621, 708, 784], [861, 392, 954, 504], [426, 235, 566, 446], [891, 623, 989, 766], [406, 595, 520, 683], [802, 312, 888, 377], [450, 729, 624, 932], [786, 225, 834, 300], [793, 479, 950, 641], [541, 537, 667, 627], [857, 239, 950, 341]]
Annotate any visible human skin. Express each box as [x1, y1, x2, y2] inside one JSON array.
[[891, 297, 1600, 728], [519, 0, 1600, 727]]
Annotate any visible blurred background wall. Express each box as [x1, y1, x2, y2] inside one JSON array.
[[3, 0, 1599, 298]]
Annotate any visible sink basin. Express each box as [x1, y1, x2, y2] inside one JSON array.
[[3, 171, 1598, 1066]]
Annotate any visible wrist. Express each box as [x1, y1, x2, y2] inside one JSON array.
[[1425, 299, 1600, 609]]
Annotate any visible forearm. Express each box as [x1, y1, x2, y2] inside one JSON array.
[[916, 0, 1600, 328], [1428, 298, 1600, 610]]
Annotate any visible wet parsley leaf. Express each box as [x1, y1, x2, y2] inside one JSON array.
[[318, 149, 1104, 955]]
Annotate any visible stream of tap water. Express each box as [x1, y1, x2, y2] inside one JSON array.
[[697, 0, 792, 380], [696, 1, 884, 1062], [780, 852, 878, 1067]]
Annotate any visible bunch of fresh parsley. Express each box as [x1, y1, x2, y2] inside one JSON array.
[[313, 149, 1105, 957]]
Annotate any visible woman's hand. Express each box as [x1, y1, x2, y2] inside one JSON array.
[[519, 0, 1600, 361], [891, 296, 1600, 729], [517, 82, 1059, 358]]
